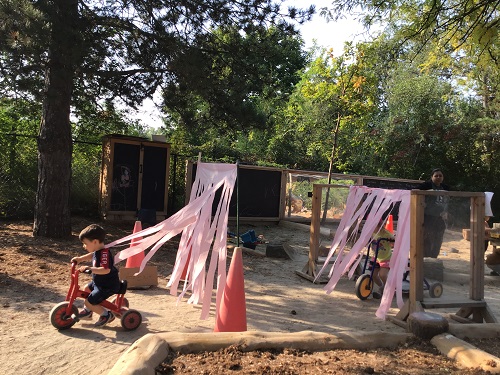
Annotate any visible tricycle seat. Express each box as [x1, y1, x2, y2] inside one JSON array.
[[118, 280, 127, 295]]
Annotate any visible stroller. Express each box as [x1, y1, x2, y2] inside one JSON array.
[[354, 238, 443, 300]]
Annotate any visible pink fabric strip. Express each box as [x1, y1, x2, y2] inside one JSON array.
[[166, 163, 236, 320], [104, 162, 236, 320], [316, 186, 411, 319]]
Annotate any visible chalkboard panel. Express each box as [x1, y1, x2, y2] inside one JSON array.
[[141, 145, 168, 211], [192, 165, 282, 218], [230, 168, 282, 217], [110, 143, 140, 211], [363, 178, 421, 190]]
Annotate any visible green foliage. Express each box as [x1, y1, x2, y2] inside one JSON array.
[[162, 25, 309, 132], [73, 101, 149, 143], [271, 43, 380, 172], [0, 97, 147, 219], [0, 98, 39, 218], [290, 177, 353, 213], [324, 0, 499, 62]]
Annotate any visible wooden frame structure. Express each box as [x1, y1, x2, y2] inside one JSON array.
[[296, 184, 351, 282], [184, 161, 419, 223], [298, 185, 497, 324], [394, 190, 497, 324], [99, 135, 171, 222]]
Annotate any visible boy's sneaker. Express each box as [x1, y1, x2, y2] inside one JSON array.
[[78, 308, 93, 319], [94, 311, 115, 327]]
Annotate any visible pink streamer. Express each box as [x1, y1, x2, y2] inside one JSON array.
[[167, 163, 236, 320], [316, 186, 411, 319], [105, 162, 236, 320]]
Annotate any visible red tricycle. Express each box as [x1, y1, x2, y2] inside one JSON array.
[[49, 262, 142, 331]]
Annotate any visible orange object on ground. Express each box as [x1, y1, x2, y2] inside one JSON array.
[[213, 247, 247, 332], [180, 251, 191, 280], [385, 214, 394, 234], [125, 221, 145, 268]]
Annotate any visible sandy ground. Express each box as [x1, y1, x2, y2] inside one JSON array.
[[1, 219, 500, 375]]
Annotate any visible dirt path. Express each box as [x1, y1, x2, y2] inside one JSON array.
[[1, 220, 500, 374]]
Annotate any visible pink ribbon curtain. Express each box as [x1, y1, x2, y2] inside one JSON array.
[[316, 185, 411, 319], [106, 162, 237, 320]]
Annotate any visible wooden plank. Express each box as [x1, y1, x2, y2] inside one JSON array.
[[395, 300, 410, 321], [483, 305, 499, 323], [421, 299, 486, 309], [472, 308, 484, 323], [309, 184, 322, 266], [411, 190, 484, 198], [119, 266, 158, 288], [136, 145, 145, 209], [410, 301, 424, 313], [470, 195, 485, 300], [449, 314, 474, 324], [387, 316, 408, 329], [163, 144, 170, 213], [294, 269, 329, 284], [409, 193, 425, 310], [456, 307, 474, 318]]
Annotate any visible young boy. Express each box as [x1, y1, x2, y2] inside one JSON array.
[[371, 217, 395, 299], [71, 224, 120, 327]]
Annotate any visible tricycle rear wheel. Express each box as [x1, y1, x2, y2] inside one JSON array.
[[111, 296, 129, 308], [50, 302, 78, 330]]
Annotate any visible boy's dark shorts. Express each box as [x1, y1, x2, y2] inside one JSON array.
[[86, 281, 116, 305]]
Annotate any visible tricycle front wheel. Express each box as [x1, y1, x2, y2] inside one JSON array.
[[355, 274, 373, 300], [121, 309, 142, 331], [50, 302, 78, 330]]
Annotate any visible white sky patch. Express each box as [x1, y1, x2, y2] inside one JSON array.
[[134, 1, 377, 129]]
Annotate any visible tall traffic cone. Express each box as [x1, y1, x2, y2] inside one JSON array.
[[385, 214, 394, 234], [125, 221, 145, 268], [214, 247, 247, 332], [180, 251, 191, 281]]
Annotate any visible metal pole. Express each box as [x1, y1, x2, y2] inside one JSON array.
[[236, 160, 240, 247]]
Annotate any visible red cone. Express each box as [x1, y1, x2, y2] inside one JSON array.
[[180, 251, 191, 281], [125, 221, 145, 268], [385, 214, 394, 234], [214, 247, 247, 332]]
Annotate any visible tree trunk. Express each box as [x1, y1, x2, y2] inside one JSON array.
[[33, 0, 79, 238], [321, 112, 341, 224]]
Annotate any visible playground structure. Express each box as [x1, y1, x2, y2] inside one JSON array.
[[185, 161, 421, 224], [99, 135, 171, 222], [302, 183, 497, 325], [394, 190, 497, 325]]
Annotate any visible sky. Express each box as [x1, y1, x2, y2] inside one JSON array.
[[134, 1, 370, 129], [292, 0, 368, 52]]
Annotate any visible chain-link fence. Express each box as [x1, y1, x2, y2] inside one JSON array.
[[0, 133, 188, 220], [1, 133, 39, 218]]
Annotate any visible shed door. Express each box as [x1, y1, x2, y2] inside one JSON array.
[[110, 143, 140, 211], [141, 145, 167, 212]]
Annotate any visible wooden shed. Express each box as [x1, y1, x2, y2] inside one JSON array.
[[99, 134, 171, 222]]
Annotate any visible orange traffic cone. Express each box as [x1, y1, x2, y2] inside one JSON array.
[[385, 214, 394, 234], [180, 251, 191, 281], [214, 247, 247, 332], [125, 221, 145, 268]]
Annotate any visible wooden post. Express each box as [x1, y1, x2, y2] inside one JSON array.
[[307, 184, 322, 276], [137, 143, 145, 210], [409, 192, 425, 313], [470, 195, 485, 301], [396, 190, 497, 325]]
